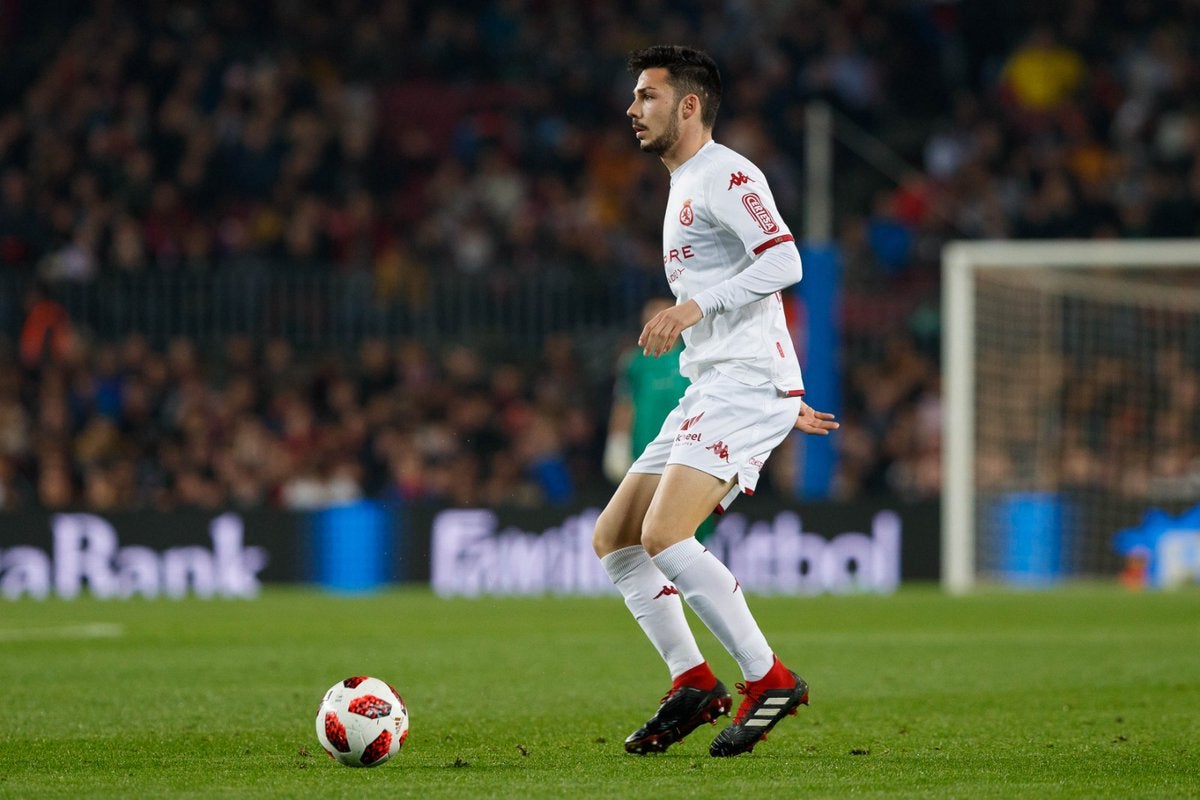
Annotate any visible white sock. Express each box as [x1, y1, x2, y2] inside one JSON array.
[[652, 538, 775, 681], [601, 545, 705, 680]]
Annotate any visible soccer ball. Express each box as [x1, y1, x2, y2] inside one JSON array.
[[315, 676, 409, 767]]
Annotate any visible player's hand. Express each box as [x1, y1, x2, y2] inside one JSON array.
[[794, 402, 839, 435], [639, 299, 702, 357]]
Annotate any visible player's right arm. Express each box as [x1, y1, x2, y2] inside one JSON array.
[[794, 402, 839, 435]]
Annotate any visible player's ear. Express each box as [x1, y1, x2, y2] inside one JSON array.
[[673, 91, 689, 118]]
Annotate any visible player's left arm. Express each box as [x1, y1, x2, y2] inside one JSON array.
[[690, 242, 802, 315], [691, 167, 802, 316], [639, 301, 703, 357], [640, 166, 799, 357], [639, 244, 801, 357]]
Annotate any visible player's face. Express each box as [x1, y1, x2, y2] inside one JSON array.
[[627, 69, 682, 156]]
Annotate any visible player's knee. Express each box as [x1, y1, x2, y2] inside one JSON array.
[[592, 507, 636, 558], [640, 518, 685, 557], [591, 523, 613, 559]]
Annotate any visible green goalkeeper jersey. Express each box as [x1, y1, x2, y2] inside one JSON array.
[[618, 341, 691, 457]]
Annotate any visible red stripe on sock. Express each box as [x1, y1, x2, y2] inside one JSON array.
[[747, 655, 793, 690], [673, 661, 718, 691]]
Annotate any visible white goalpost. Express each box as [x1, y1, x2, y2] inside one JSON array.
[[942, 239, 1200, 593]]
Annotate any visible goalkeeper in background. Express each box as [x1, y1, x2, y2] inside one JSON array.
[[604, 297, 716, 540], [603, 297, 688, 480]]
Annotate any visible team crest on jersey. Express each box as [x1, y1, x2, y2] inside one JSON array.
[[679, 198, 694, 226], [741, 192, 779, 234]]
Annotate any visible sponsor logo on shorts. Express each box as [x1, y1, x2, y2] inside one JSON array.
[[706, 440, 731, 462], [675, 411, 705, 444]]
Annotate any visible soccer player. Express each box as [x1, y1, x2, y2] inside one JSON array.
[[592, 45, 839, 758]]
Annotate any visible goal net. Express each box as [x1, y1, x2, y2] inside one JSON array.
[[942, 240, 1200, 592]]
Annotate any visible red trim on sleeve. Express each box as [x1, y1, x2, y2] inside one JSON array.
[[752, 233, 795, 256], [784, 389, 806, 397]]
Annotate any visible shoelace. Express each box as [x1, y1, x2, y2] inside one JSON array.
[[730, 681, 764, 725], [659, 684, 691, 705], [660, 681, 704, 705]]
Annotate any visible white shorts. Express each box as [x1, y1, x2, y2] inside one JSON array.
[[628, 369, 804, 512]]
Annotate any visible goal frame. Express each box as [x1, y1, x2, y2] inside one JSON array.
[[941, 239, 1200, 594]]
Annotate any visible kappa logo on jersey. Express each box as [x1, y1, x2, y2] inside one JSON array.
[[741, 192, 780, 234], [680, 411, 705, 431], [727, 171, 755, 189], [706, 440, 731, 462], [679, 198, 694, 226]]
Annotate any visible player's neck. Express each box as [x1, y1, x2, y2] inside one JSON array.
[[661, 130, 713, 174]]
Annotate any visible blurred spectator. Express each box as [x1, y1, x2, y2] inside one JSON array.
[[18, 284, 73, 371], [998, 25, 1085, 116]]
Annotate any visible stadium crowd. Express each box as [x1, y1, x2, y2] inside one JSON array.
[[1, 0, 1199, 512]]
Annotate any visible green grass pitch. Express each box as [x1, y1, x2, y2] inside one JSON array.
[[1, 586, 1197, 799]]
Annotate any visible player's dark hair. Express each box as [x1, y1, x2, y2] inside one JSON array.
[[627, 45, 722, 129]]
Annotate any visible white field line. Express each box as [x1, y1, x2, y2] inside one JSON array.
[[0, 623, 124, 643]]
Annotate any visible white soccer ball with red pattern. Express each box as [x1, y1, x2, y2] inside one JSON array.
[[315, 676, 409, 767]]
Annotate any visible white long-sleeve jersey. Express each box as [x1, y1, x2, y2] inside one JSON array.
[[662, 140, 805, 394]]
